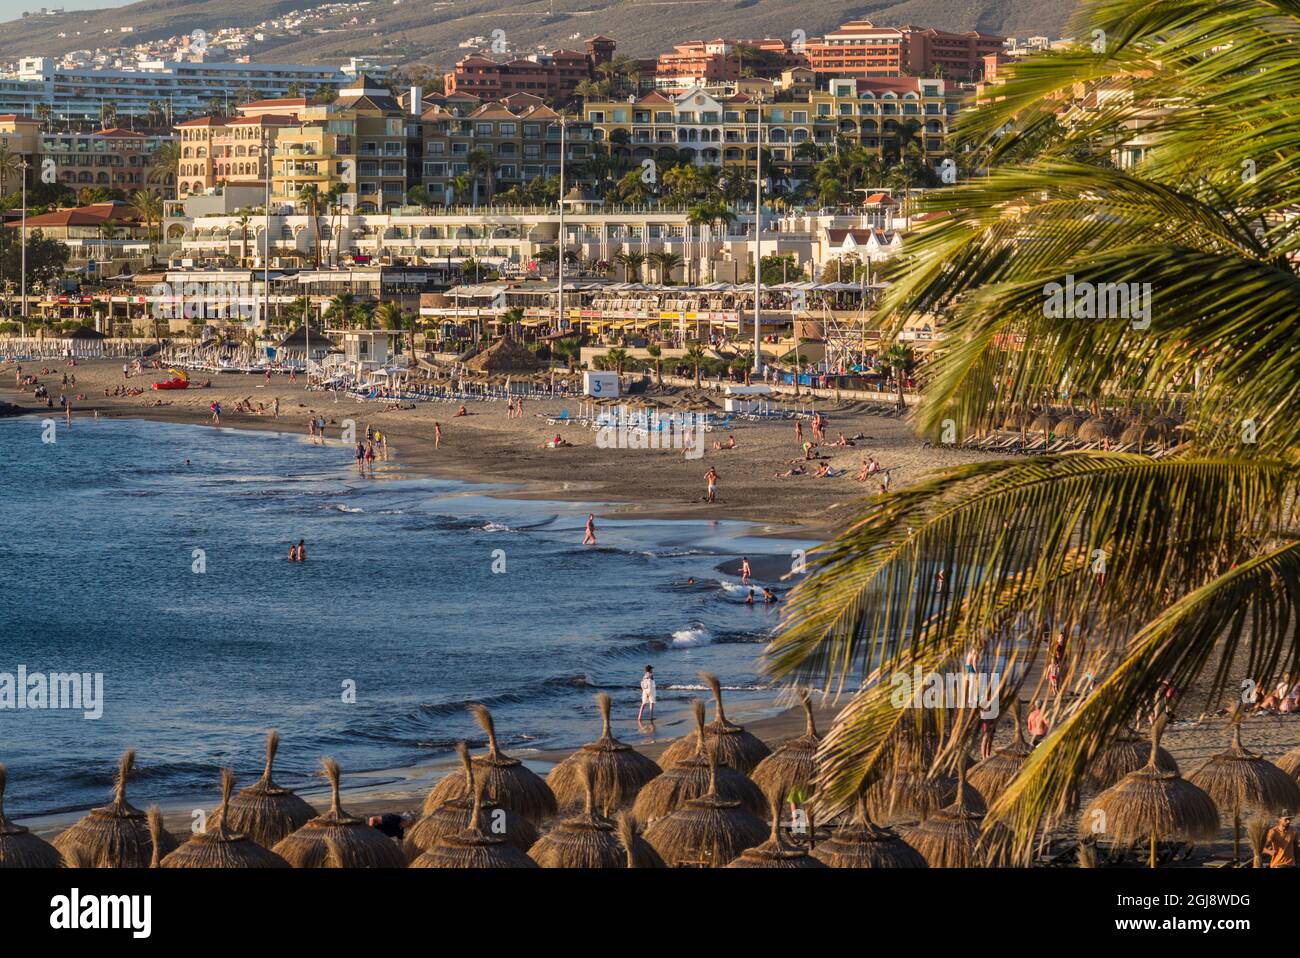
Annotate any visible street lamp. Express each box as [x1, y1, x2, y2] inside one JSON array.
[[19, 158, 29, 333], [752, 96, 764, 374], [556, 113, 567, 332]]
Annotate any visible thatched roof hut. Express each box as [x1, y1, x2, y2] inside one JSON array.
[[0, 764, 63, 868], [642, 759, 768, 867], [422, 705, 557, 824], [969, 704, 1032, 799], [410, 745, 538, 869], [750, 691, 819, 803], [158, 770, 290, 868], [658, 673, 771, 773], [271, 758, 406, 868], [810, 798, 927, 868], [1088, 730, 1180, 788], [547, 692, 662, 814], [53, 750, 178, 868], [631, 700, 765, 824], [208, 730, 316, 848], [528, 764, 663, 868], [403, 743, 537, 860], [726, 794, 827, 869], [1076, 416, 1120, 443], [865, 739, 958, 823], [1275, 744, 1300, 781], [899, 764, 1010, 867], [1079, 718, 1219, 868], [464, 338, 542, 373], [1187, 721, 1300, 862]]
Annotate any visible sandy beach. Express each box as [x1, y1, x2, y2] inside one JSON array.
[[5, 357, 1299, 866]]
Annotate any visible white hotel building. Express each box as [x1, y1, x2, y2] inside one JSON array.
[[0, 57, 376, 121]]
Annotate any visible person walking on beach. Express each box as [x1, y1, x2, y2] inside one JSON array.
[[794, 419, 803, 445], [434, 421, 442, 449], [364, 440, 376, 475], [308, 417, 316, 441], [705, 466, 719, 503], [638, 666, 656, 723], [1264, 812, 1298, 867], [354, 440, 366, 473], [583, 513, 597, 545], [211, 401, 221, 425], [273, 397, 280, 418]]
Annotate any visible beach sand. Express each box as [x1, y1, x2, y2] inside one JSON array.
[[6, 358, 1299, 864]]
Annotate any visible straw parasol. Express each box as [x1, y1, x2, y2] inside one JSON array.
[[1078, 716, 1219, 868], [208, 730, 316, 848], [410, 745, 538, 869], [403, 743, 537, 860], [1275, 744, 1300, 781], [1030, 410, 1059, 434], [1088, 729, 1179, 788], [726, 793, 827, 868], [969, 703, 1032, 799], [810, 797, 927, 868], [631, 700, 765, 824], [1076, 416, 1118, 443], [158, 770, 290, 868], [528, 763, 663, 868], [1187, 719, 1300, 862], [898, 760, 1009, 867], [658, 672, 771, 773], [547, 692, 662, 814], [0, 764, 63, 868], [1053, 412, 1084, 438], [53, 750, 178, 868], [750, 690, 819, 803], [642, 756, 768, 867], [421, 704, 557, 824], [271, 758, 406, 868], [865, 739, 958, 823]]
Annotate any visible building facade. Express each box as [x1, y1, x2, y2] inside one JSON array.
[[443, 37, 616, 102]]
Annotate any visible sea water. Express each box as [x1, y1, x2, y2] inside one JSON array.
[[0, 416, 814, 815]]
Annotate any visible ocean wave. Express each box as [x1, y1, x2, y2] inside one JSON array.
[[481, 521, 511, 532], [329, 504, 364, 513], [671, 625, 713, 647]]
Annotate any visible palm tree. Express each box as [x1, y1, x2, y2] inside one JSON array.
[[407, 184, 434, 212], [552, 335, 580, 371], [129, 189, 163, 253], [614, 250, 645, 282], [296, 184, 323, 268], [881, 343, 914, 410], [147, 142, 179, 188], [648, 251, 683, 284], [449, 174, 473, 205], [325, 293, 357, 330], [323, 183, 346, 266], [467, 149, 494, 205], [646, 343, 664, 386], [98, 222, 119, 261], [683, 344, 707, 388], [375, 302, 416, 360], [603, 347, 630, 377], [767, 0, 1300, 863], [235, 211, 251, 265], [0, 142, 21, 198]]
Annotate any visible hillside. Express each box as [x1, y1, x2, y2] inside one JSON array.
[[0, 0, 1080, 70]]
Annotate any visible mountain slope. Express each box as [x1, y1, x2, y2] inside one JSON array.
[[0, 0, 1080, 70]]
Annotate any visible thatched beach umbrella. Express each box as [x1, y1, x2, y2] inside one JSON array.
[[1188, 721, 1300, 862], [726, 794, 827, 869], [547, 692, 661, 813], [1088, 729, 1179, 788], [271, 758, 406, 868], [0, 764, 63, 868], [209, 730, 316, 848], [404, 743, 537, 861], [1053, 412, 1084, 438], [1275, 745, 1300, 781], [642, 758, 768, 867], [410, 748, 538, 869], [969, 704, 1032, 799], [159, 770, 290, 868], [899, 761, 1009, 867], [865, 741, 957, 823], [632, 700, 765, 824], [1076, 416, 1119, 443], [53, 750, 178, 868], [1079, 718, 1218, 868], [810, 798, 927, 868], [1030, 410, 1059, 434], [529, 763, 663, 868], [421, 705, 557, 824], [658, 673, 771, 773], [750, 691, 819, 803]]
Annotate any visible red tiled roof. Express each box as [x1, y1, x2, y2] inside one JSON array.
[[5, 202, 139, 229]]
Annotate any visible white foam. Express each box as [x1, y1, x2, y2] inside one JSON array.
[[671, 626, 714, 648], [482, 521, 511, 532]]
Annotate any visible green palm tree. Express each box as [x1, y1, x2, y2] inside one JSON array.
[[614, 250, 645, 282], [0, 142, 21, 198], [297, 183, 323, 268], [646, 343, 663, 386], [325, 293, 357, 330], [147, 142, 179, 187], [467, 149, 495, 205], [767, 0, 1300, 866], [603, 346, 630, 376], [880, 343, 914, 410], [683, 344, 707, 388], [235, 211, 251, 265], [552, 335, 580, 371], [449, 174, 473, 205], [648, 251, 683, 284]]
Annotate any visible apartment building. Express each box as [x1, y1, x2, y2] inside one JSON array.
[[443, 36, 616, 102], [805, 19, 1004, 80], [0, 114, 41, 186], [42, 128, 176, 196], [419, 93, 592, 204], [654, 38, 804, 89], [585, 77, 956, 175], [0, 57, 373, 122]]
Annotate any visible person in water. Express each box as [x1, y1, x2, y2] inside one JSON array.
[[740, 557, 751, 583], [745, 588, 755, 605], [583, 513, 597, 545], [288, 542, 298, 562], [637, 666, 656, 723], [762, 588, 778, 604], [297, 539, 307, 561]]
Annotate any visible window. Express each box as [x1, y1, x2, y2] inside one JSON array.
[[475, 122, 493, 136], [589, 111, 605, 123], [499, 122, 516, 136]]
